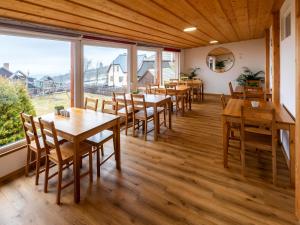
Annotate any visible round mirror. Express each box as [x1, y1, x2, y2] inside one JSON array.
[[206, 47, 235, 73]]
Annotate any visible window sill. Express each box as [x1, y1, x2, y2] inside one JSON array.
[[0, 139, 27, 158]]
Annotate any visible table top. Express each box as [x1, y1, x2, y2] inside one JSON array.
[[235, 86, 272, 95], [124, 93, 171, 104], [223, 99, 295, 125], [39, 108, 120, 137]]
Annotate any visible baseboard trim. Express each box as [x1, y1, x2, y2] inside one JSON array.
[[0, 166, 25, 185]]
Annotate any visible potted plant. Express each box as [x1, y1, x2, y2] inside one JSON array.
[[236, 67, 265, 86], [180, 67, 200, 80]]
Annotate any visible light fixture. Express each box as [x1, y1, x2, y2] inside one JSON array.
[[183, 27, 197, 32], [209, 40, 219, 44]]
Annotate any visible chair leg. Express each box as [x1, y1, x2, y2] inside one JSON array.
[[96, 146, 100, 177], [56, 164, 62, 205], [144, 120, 147, 141], [272, 147, 277, 185], [163, 108, 167, 127], [89, 150, 93, 183], [101, 145, 104, 157], [25, 147, 31, 177], [35, 152, 41, 185], [125, 117, 128, 136], [132, 118, 136, 137], [44, 156, 49, 193], [241, 144, 246, 177]]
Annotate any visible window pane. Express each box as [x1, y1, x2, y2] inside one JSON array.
[[83, 45, 128, 110], [162, 51, 179, 84], [137, 50, 157, 87], [0, 34, 71, 147]]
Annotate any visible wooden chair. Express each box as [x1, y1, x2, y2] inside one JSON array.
[[246, 80, 261, 87], [229, 82, 241, 99], [240, 106, 277, 184], [131, 94, 155, 141], [84, 97, 98, 111], [146, 84, 159, 94], [220, 95, 241, 149], [84, 100, 117, 177], [20, 113, 45, 185], [164, 83, 177, 89], [165, 88, 183, 115], [243, 86, 265, 101], [113, 92, 133, 135], [39, 118, 93, 204]]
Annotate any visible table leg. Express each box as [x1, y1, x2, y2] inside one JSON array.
[[73, 138, 80, 203], [182, 95, 185, 116], [168, 100, 172, 129], [154, 105, 158, 141], [223, 116, 229, 168], [114, 118, 121, 170], [189, 89, 192, 110], [202, 83, 204, 101], [290, 124, 295, 187]]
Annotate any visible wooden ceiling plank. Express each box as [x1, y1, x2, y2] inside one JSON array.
[[22, 0, 197, 47], [0, 0, 192, 48], [253, 0, 274, 38], [110, 0, 212, 44], [151, 0, 229, 43], [69, 0, 206, 46], [187, 0, 240, 42], [0, 10, 188, 48]]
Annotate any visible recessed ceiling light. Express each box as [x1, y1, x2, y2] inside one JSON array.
[[183, 27, 197, 32], [209, 40, 219, 44]]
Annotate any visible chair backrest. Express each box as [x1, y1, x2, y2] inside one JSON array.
[[155, 88, 167, 95], [147, 84, 159, 94], [131, 94, 148, 118], [243, 86, 265, 100], [101, 100, 118, 115], [84, 97, 98, 111], [113, 92, 129, 114], [20, 112, 41, 148], [220, 94, 227, 109], [39, 118, 62, 161], [170, 79, 179, 82], [165, 88, 178, 97], [229, 82, 234, 96], [246, 80, 261, 87], [241, 105, 275, 136], [164, 83, 177, 89]]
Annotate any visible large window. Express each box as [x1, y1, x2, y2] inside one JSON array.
[[83, 44, 128, 110], [0, 34, 71, 147], [136, 50, 157, 87], [161, 51, 179, 85]]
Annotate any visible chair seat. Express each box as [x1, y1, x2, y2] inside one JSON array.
[[118, 106, 134, 115], [135, 108, 154, 120], [30, 136, 65, 151], [244, 132, 272, 151], [85, 130, 114, 146], [48, 141, 91, 163]]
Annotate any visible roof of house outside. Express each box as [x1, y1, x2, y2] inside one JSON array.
[[0, 67, 13, 78]]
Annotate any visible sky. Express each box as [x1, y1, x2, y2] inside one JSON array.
[[0, 34, 157, 79]]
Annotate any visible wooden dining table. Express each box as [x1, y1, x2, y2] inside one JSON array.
[[222, 99, 295, 186], [37, 108, 121, 203], [122, 94, 172, 141]]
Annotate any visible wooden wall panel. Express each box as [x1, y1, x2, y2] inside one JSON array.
[[0, 0, 287, 48], [271, 11, 280, 106]]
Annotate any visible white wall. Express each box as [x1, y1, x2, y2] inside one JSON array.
[[279, 0, 296, 159], [280, 0, 296, 117], [0, 148, 26, 178], [183, 38, 266, 94]]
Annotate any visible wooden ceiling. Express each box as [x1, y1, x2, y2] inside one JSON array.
[[0, 0, 284, 49]]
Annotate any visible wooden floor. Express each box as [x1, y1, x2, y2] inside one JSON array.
[[0, 96, 298, 225]]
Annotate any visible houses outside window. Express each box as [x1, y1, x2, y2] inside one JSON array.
[[83, 44, 128, 110], [0, 34, 71, 147], [136, 50, 158, 87], [161, 51, 179, 85]]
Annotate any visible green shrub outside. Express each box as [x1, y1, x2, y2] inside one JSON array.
[[0, 78, 36, 146]]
